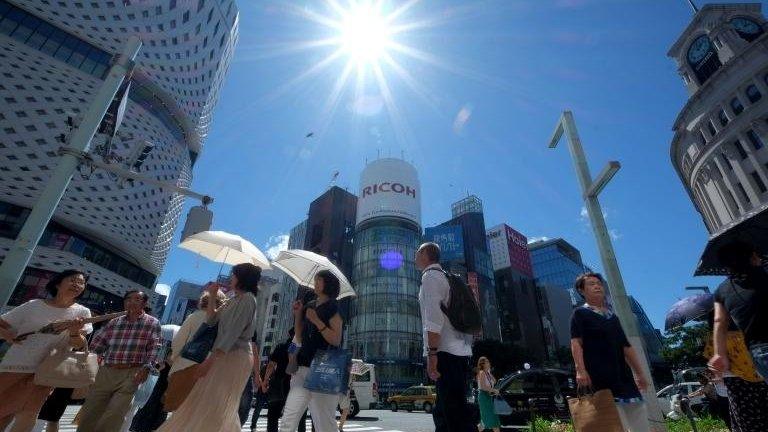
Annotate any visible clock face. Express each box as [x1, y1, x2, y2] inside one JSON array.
[[731, 17, 762, 35], [687, 35, 712, 65]]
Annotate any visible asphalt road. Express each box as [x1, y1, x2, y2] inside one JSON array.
[[39, 407, 438, 432]]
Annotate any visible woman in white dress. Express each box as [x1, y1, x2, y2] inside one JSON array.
[[0, 270, 93, 432], [163, 290, 226, 411]]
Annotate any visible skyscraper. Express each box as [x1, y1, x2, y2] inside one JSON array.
[[306, 186, 357, 277], [0, 0, 238, 311], [428, 195, 500, 340], [306, 186, 357, 322], [669, 4, 768, 242], [486, 224, 544, 351], [349, 158, 423, 397]]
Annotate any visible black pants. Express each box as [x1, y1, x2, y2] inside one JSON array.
[[433, 352, 476, 432], [266, 399, 307, 432]]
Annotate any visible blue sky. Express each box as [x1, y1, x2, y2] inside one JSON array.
[[158, 0, 735, 331]]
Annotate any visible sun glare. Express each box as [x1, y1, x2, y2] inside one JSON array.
[[272, 0, 460, 142], [339, 3, 391, 65]]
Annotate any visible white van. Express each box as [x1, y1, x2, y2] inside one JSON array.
[[346, 359, 377, 417]]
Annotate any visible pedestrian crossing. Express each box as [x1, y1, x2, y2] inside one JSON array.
[[30, 406, 407, 432]]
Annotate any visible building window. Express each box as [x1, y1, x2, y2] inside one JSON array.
[[737, 182, 751, 203], [747, 129, 764, 150], [746, 84, 762, 103], [707, 120, 717, 136], [735, 140, 749, 159], [698, 130, 707, 146], [169, 0, 176, 9], [718, 109, 729, 127], [751, 172, 767, 193], [731, 97, 745, 115]]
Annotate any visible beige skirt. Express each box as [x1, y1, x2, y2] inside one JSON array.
[[156, 349, 252, 432]]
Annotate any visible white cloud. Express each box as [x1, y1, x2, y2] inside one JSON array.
[[527, 236, 550, 244], [265, 234, 289, 259], [452, 105, 473, 134], [579, 206, 622, 241], [579, 206, 608, 223]]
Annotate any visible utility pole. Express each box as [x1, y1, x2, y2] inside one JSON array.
[[548, 111, 667, 431], [0, 37, 142, 307]]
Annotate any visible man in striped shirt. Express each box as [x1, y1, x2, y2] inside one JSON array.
[[77, 290, 161, 432]]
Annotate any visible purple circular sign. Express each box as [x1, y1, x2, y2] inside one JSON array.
[[379, 250, 404, 270]]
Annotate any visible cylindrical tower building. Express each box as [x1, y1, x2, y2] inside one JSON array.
[[348, 158, 423, 398]]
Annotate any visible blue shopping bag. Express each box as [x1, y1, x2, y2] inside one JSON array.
[[303, 348, 352, 395], [494, 396, 513, 416]]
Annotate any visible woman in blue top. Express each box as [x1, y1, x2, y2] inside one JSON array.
[[570, 273, 651, 432]]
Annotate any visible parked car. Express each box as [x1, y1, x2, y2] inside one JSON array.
[[656, 382, 704, 417], [488, 368, 577, 427], [387, 386, 437, 413]]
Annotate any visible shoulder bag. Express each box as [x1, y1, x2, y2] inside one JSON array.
[[34, 339, 98, 389], [180, 322, 218, 363]]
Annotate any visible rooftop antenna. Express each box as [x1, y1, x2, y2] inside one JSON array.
[[686, 0, 698, 13]]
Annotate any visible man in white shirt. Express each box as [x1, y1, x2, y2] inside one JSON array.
[[416, 242, 476, 432]]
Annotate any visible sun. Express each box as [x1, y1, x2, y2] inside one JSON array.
[[270, 0, 458, 143], [339, 3, 392, 66]]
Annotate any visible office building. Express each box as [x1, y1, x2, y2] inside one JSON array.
[[0, 0, 238, 311], [272, 219, 307, 345], [669, 4, 768, 241], [161, 280, 203, 325], [348, 158, 423, 397], [430, 196, 500, 340], [630, 295, 665, 369], [528, 238, 592, 306]]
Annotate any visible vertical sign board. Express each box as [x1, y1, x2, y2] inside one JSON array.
[[504, 225, 534, 278]]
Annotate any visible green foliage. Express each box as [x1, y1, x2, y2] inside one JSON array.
[[665, 416, 729, 432], [523, 416, 727, 432], [661, 323, 710, 370]]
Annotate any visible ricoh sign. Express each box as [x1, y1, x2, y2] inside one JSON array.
[[356, 158, 421, 226]]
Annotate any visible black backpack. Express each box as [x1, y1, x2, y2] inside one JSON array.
[[428, 269, 483, 335]]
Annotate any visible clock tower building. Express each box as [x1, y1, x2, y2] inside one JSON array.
[[669, 4, 768, 252]]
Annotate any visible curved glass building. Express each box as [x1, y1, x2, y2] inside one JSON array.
[[348, 158, 423, 397]]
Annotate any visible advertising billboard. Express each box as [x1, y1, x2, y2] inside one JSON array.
[[424, 225, 465, 262], [505, 225, 534, 278], [356, 158, 421, 226]]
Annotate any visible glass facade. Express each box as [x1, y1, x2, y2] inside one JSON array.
[[0, 200, 156, 288], [349, 218, 423, 397], [528, 239, 591, 305]]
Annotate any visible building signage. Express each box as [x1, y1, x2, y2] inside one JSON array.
[[356, 158, 421, 226], [505, 226, 534, 278], [424, 225, 465, 262]]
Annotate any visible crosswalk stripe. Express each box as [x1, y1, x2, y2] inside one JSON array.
[[341, 427, 382, 431], [44, 405, 417, 432]]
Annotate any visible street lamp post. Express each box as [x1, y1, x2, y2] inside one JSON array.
[[0, 37, 142, 307], [548, 111, 667, 431]]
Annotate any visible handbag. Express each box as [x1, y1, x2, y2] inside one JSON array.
[[493, 396, 512, 416], [34, 341, 98, 389], [493, 396, 513, 416], [704, 330, 763, 382], [567, 387, 623, 432], [180, 322, 218, 363], [303, 348, 352, 395]]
